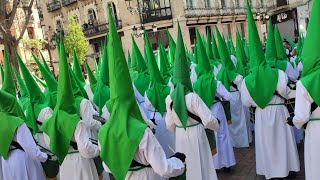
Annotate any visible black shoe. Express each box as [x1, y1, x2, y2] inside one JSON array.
[[223, 167, 231, 173], [287, 171, 297, 179]]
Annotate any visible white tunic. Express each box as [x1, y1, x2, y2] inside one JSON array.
[[42, 99, 101, 180], [241, 70, 300, 179], [228, 75, 252, 148], [293, 81, 320, 180], [285, 62, 299, 81], [210, 81, 236, 169], [144, 94, 176, 157], [166, 93, 219, 180], [133, 83, 151, 118], [1, 123, 47, 180], [102, 128, 185, 180], [84, 84, 94, 103]]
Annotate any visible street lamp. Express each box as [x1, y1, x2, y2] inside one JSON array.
[[132, 24, 145, 38]]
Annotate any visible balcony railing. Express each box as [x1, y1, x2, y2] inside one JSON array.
[[184, 4, 271, 18], [141, 0, 173, 23], [47, 1, 61, 12], [62, 0, 77, 6], [82, 20, 122, 37]]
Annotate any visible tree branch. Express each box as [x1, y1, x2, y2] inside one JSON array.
[[8, 0, 21, 28], [17, 0, 34, 42]]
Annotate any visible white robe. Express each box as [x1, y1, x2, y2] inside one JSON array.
[[210, 81, 236, 169], [293, 81, 320, 180], [166, 93, 219, 180], [1, 123, 47, 180], [84, 84, 94, 103], [43, 99, 101, 180], [285, 61, 299, 81], [102, 128, 185, 180], [228, 75, 252, 148], [241, 70, 300, 179], [133, 83, 151, 118], [0, 157, 2, 180], [144, 94, 176, 157]]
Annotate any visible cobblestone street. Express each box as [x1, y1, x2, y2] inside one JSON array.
[[217, 139, 305, 180]]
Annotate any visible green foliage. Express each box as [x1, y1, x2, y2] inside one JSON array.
[[64, 14, 89, 64], [20, 39, 48, 52]]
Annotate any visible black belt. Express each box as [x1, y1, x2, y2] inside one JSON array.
[[231, 82, 238, 91], [170, 102, 203, 124], [130, 159, 151, 168], [9, 141, 24, 152]]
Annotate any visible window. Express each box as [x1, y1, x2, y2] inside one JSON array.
[[236, 23, 245, 36], [73, 15, 79, 24], [204, 0, 211, 7], [186, 0, 193, 8], [56, 19, 62, 31], [87, 8, 96, 22], [189, 27, 196, 45], [221, 0, 225, 8], [222, 24, 231, 39]]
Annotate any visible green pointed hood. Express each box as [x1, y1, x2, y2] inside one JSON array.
[[94, 38, 110, 115], [13, 67, 30, 112], [195, 29, 212, 77], [159, 41, 171, 84], [212, 33, 220, 61], [300, 0, 320, 106], [0, 90, 25, 159], [85, 61, 97, 92], [98, 7, 147, 180], [72, 49, 86, 86], [0, 64, 4, 83], [170, 22, 193, 129], [132, 35, 148, 73], [236, 31, 248, 77], [2, 49, 16, 96], [40, 52, 53, 76], [206, 32, 214, 60], [216, 27, 238, 90], [296, 35, 303, 58], [128, 50, 132, 67], [17, 52, 48, 135], [274, 25, 287, 60], [244, 0, 278, 109], [145, 32, 170, 115], [32, 54, 58, 108], [68, 66, 84, 112], [94, 58, 100, 78], [42, 35, 81, 164], [229, 39, 236, 55], [193, 38, 198, 64], [265, 19, 277, 67], [168, 30, 176, 65]]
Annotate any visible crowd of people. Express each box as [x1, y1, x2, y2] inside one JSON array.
[[0, 0, 320, 179]]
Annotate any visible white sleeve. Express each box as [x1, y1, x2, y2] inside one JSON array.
[[298, 62, 303, 73], [74, 121, 100, 158], [277, 70, 291, 99], [140, 128, 185, 178], [215, 81, 232, 101], [165, 96, 176, 132], [17, 123, 48, 162], [84, 84, 94, 102], [233, 74, 243, 90], [285, 62, 299, 81], [80, 99, 102, 131], [293, 81, 312, 129], [240, 80, 254, 107], [190, 66, 197, 84], [191, 94, 219, 132]]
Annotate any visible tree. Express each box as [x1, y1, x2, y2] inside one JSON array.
[[64, 14, 89, 64], [20, 38, 47, 55], [0, 0, 35, 69]]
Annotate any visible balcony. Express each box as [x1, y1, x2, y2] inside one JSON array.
[[62, 0, 77, 6], [82, 20, 122, 38], [47, 1, 61, 12], [185, 4, 271, 18], [141, 0, 173, 23]]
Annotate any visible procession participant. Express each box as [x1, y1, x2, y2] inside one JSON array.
[[240, 1, 300, 179], [0, 89, 49, 180], [165, 23, 219, 180], [290, 0, 320, 178], [131, 35, 151, 117], [42, 36, 100, 180], [159, 41, 172, 85], [192, 29, 235, 171], [98, 8, 185, 180], [143, 33, 175, 157], [93, 39, 111, 119], [274, 25, 299, 81], [71, 50, 89, 100]]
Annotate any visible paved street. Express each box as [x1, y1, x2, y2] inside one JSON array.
[[217, 137, 305, 180]]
